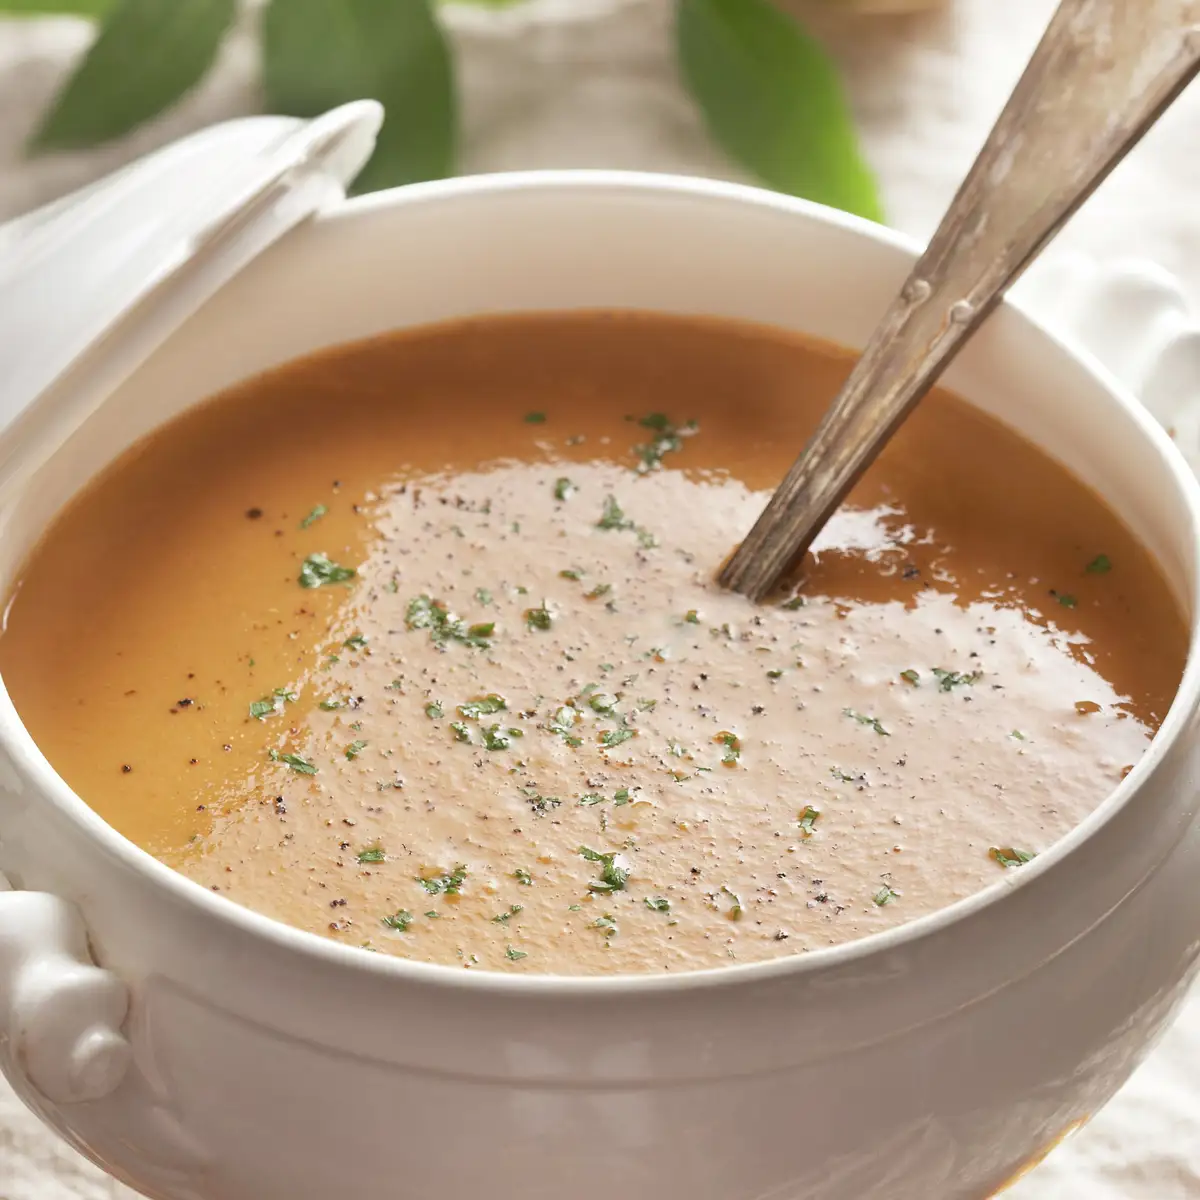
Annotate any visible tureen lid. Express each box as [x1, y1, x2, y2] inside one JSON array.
[[0, 100, 382, 506]]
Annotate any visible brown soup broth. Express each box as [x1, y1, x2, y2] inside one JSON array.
[[0, 313, 1185, 975]]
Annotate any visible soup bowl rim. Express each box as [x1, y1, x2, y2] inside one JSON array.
[[3, 168, 1198, 997]]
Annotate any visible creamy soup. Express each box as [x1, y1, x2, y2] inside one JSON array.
[[0, 314, 1186, 975]]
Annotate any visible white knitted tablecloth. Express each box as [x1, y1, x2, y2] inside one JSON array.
[[1, 1, 1199, 1196]]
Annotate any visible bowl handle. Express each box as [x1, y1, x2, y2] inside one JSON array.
[[1014, 254, 1200, 472], [0, 870, 131, 1103], [0, 875, 215, 1196]]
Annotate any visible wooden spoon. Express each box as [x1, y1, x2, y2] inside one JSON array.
[[720, 0, 1200, 602]]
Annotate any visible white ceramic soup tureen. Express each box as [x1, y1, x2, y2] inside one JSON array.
[[0, 112, 1199, 1200]]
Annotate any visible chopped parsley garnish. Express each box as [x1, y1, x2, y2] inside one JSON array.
[[798, 805, 821, 835], [268, 749, 317, 775], [553, 477, 576, 501], [524, 411, 547, 424], [300, 504, 327, 529], [475, 587, 493, 606], [766, 668, 783, 680], [645, 896, 671, 913], [931, 667, 982, 691], [345, 739, 368, 760], [781, 594, 806, 611], [520, 786, 561, 815], [1010, 729, 1027, 741], [449, 721, 472, 744], [299, 553, 355, 588], [900, 669, 920, 686], [248, 691, 295, 715], [580, 793, 605, 806], [844, 709, 889, 736], [513, 868, 533, 886], [683, 609, 700, 624], [588, 691, 618, 715], [549, 705, 582, 747], [874, 884, 899, 906], [525, 603, 554, 631], [600, 727, 635, 748], [382, 910, 413, 931], [715, 730, 742, 765], [505, 946, 528, 961], [492, 904, 524, 924], [631, 412, 698, 473], [592, 914, 618, 936], [1053, 591, 1078, 608], [482, 725, 523, 751], [584, 583, 612, 601], [357, 846, 386, 864], [559, 568, 582, 581], [613, 787, 633, 805], [594, 497, 657, 549], [1086, 554, 1112, 574], [990, 846, 1037, 868], [720, 884, 744, 919], [578, 845, 631, 892], [458, 693, 507, 718], [405, 595, 494, 649], [319, 698, 343, 711], [425, 701, 444, 719], [343, 633, 368, 650], [597, 494, 631, 531], [419, 865, 468, 895]]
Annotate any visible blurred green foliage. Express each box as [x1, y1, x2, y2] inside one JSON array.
[[1, 0, 882, 220]]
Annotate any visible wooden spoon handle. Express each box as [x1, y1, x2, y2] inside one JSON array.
[[720, 0, 1200, 601]]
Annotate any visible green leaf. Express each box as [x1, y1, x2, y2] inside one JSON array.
[[0, 1, 114, 13], [675, 0, 882, 221], [990, 846, 1036, 869], [262, 0, 455, 193], [268, 749, 318, 776], [299, 553, 356, 588], [30, 0, 236, 152]]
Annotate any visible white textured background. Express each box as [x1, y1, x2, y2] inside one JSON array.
[[0, 1, 1198, 1196]]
